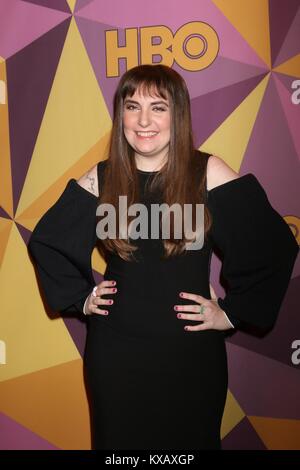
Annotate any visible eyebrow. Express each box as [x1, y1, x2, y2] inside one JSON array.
[[124, 99, 169, 107]]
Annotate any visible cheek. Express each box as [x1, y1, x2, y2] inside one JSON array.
[[161, 115, 171, 133], [123, 113, 135, 131]]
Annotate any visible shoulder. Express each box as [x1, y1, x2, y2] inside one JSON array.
[[76, 164, 99, 197], [206, 155, 239, 191]]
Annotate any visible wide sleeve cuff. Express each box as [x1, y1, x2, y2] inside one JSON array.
[[28, 179, 99, 314], [207, 174, 298, 330]]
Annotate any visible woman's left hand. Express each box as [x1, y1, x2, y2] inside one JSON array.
[[174, 292, 234, 331]]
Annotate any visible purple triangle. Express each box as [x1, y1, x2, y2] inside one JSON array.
[[274, 6, 300, 67], [63, 269, 104, 356], [63, 316, 87, 357], [16, 222, 33, 245], [191, 72, 268, 147], [227, 342, 300, 419], [0, 206, 12, 219], [7, 18, 71, 215], [75, 0, 94, 12], [174, 57, 268, 100], [0, 412, 59, 449], [227, 276, 300, 368], [269, 0, 300, 67], [20, 0, 71, 13], [222, 416, 267, 450], [75, 16, 124, 117], [275, 70, 299, 91], [240, 74, 300, 217]]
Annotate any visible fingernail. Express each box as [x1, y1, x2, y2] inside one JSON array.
[[174, 306, 179, 311], [112, 288, 117, 292], [112, 281, 116, 285], [179, 292, 184, 297]]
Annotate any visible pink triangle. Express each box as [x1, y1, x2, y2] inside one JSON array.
[[0, 0, 71, 59], [0, 412, 59, 449]]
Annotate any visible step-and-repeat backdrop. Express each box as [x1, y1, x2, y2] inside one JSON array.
[[0, 0, 299, 450]]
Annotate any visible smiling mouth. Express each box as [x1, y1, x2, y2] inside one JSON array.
[[135, 131, 158, 137]]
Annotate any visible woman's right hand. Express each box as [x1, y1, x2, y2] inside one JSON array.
[[84, 280, 117, 315]]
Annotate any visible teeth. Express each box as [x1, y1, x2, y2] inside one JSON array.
[[136, 131, 157, 137]]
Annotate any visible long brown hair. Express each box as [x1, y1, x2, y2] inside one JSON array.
[[97, 64, 211, 261]]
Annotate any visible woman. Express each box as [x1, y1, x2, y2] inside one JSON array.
[[28, 64, 298, 450]]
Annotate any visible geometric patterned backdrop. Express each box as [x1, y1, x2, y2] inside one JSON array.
[[0, 0, 299, 449]]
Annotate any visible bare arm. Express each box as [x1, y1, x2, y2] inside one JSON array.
[[206, 155, 239, 191], [76, 164, 99, 197]]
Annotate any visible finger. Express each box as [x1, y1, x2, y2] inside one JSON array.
[[184, 322, 211, 331], [97, 286, 117, 297], [97, 280, 117, 292], [179, 292, 208, 304], [90, 304, 109, 316], [176, 312, 206, 322], [174, 304, 201, 314], [95, 296, 114, 306]]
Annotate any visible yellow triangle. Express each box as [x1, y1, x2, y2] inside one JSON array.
[[221, 389, 245, 439], [0, 59, 13, 217], [0, 223, 80, 382], [0, 359, 91, 449], [66, 0, 77, 12], [200, 73, 270, 172], [0, 218, 12, 268], [274, 53, 300, 78], [92, 246, 106, 275], [249, 416, 300, 450], [15, 131, 111, 228], [212, 0, 271, 68], [17, 17, 111, 217]]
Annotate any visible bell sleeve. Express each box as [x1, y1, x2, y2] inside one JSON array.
[[27, 179, 98, 314], [207, 174, 298, 330]]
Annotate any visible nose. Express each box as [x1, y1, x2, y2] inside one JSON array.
[[138, 108, 151, 128]]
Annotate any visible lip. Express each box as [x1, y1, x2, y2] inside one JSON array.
[[135, 131, 159, 139]]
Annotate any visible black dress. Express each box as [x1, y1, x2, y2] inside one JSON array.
[[27, 151, 298, 450]]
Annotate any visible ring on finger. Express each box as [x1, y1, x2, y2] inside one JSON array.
[[199, 305, 205, 314], [92, 286, 98, 297]]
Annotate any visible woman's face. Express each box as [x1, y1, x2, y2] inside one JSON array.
[[122, 88, 171, 163]]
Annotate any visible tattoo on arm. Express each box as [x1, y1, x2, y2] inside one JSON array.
[[85, 173, 96, 194]]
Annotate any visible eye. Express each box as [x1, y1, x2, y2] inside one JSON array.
[[152, 106, 167, 112], [124, 104, 139, 111]]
